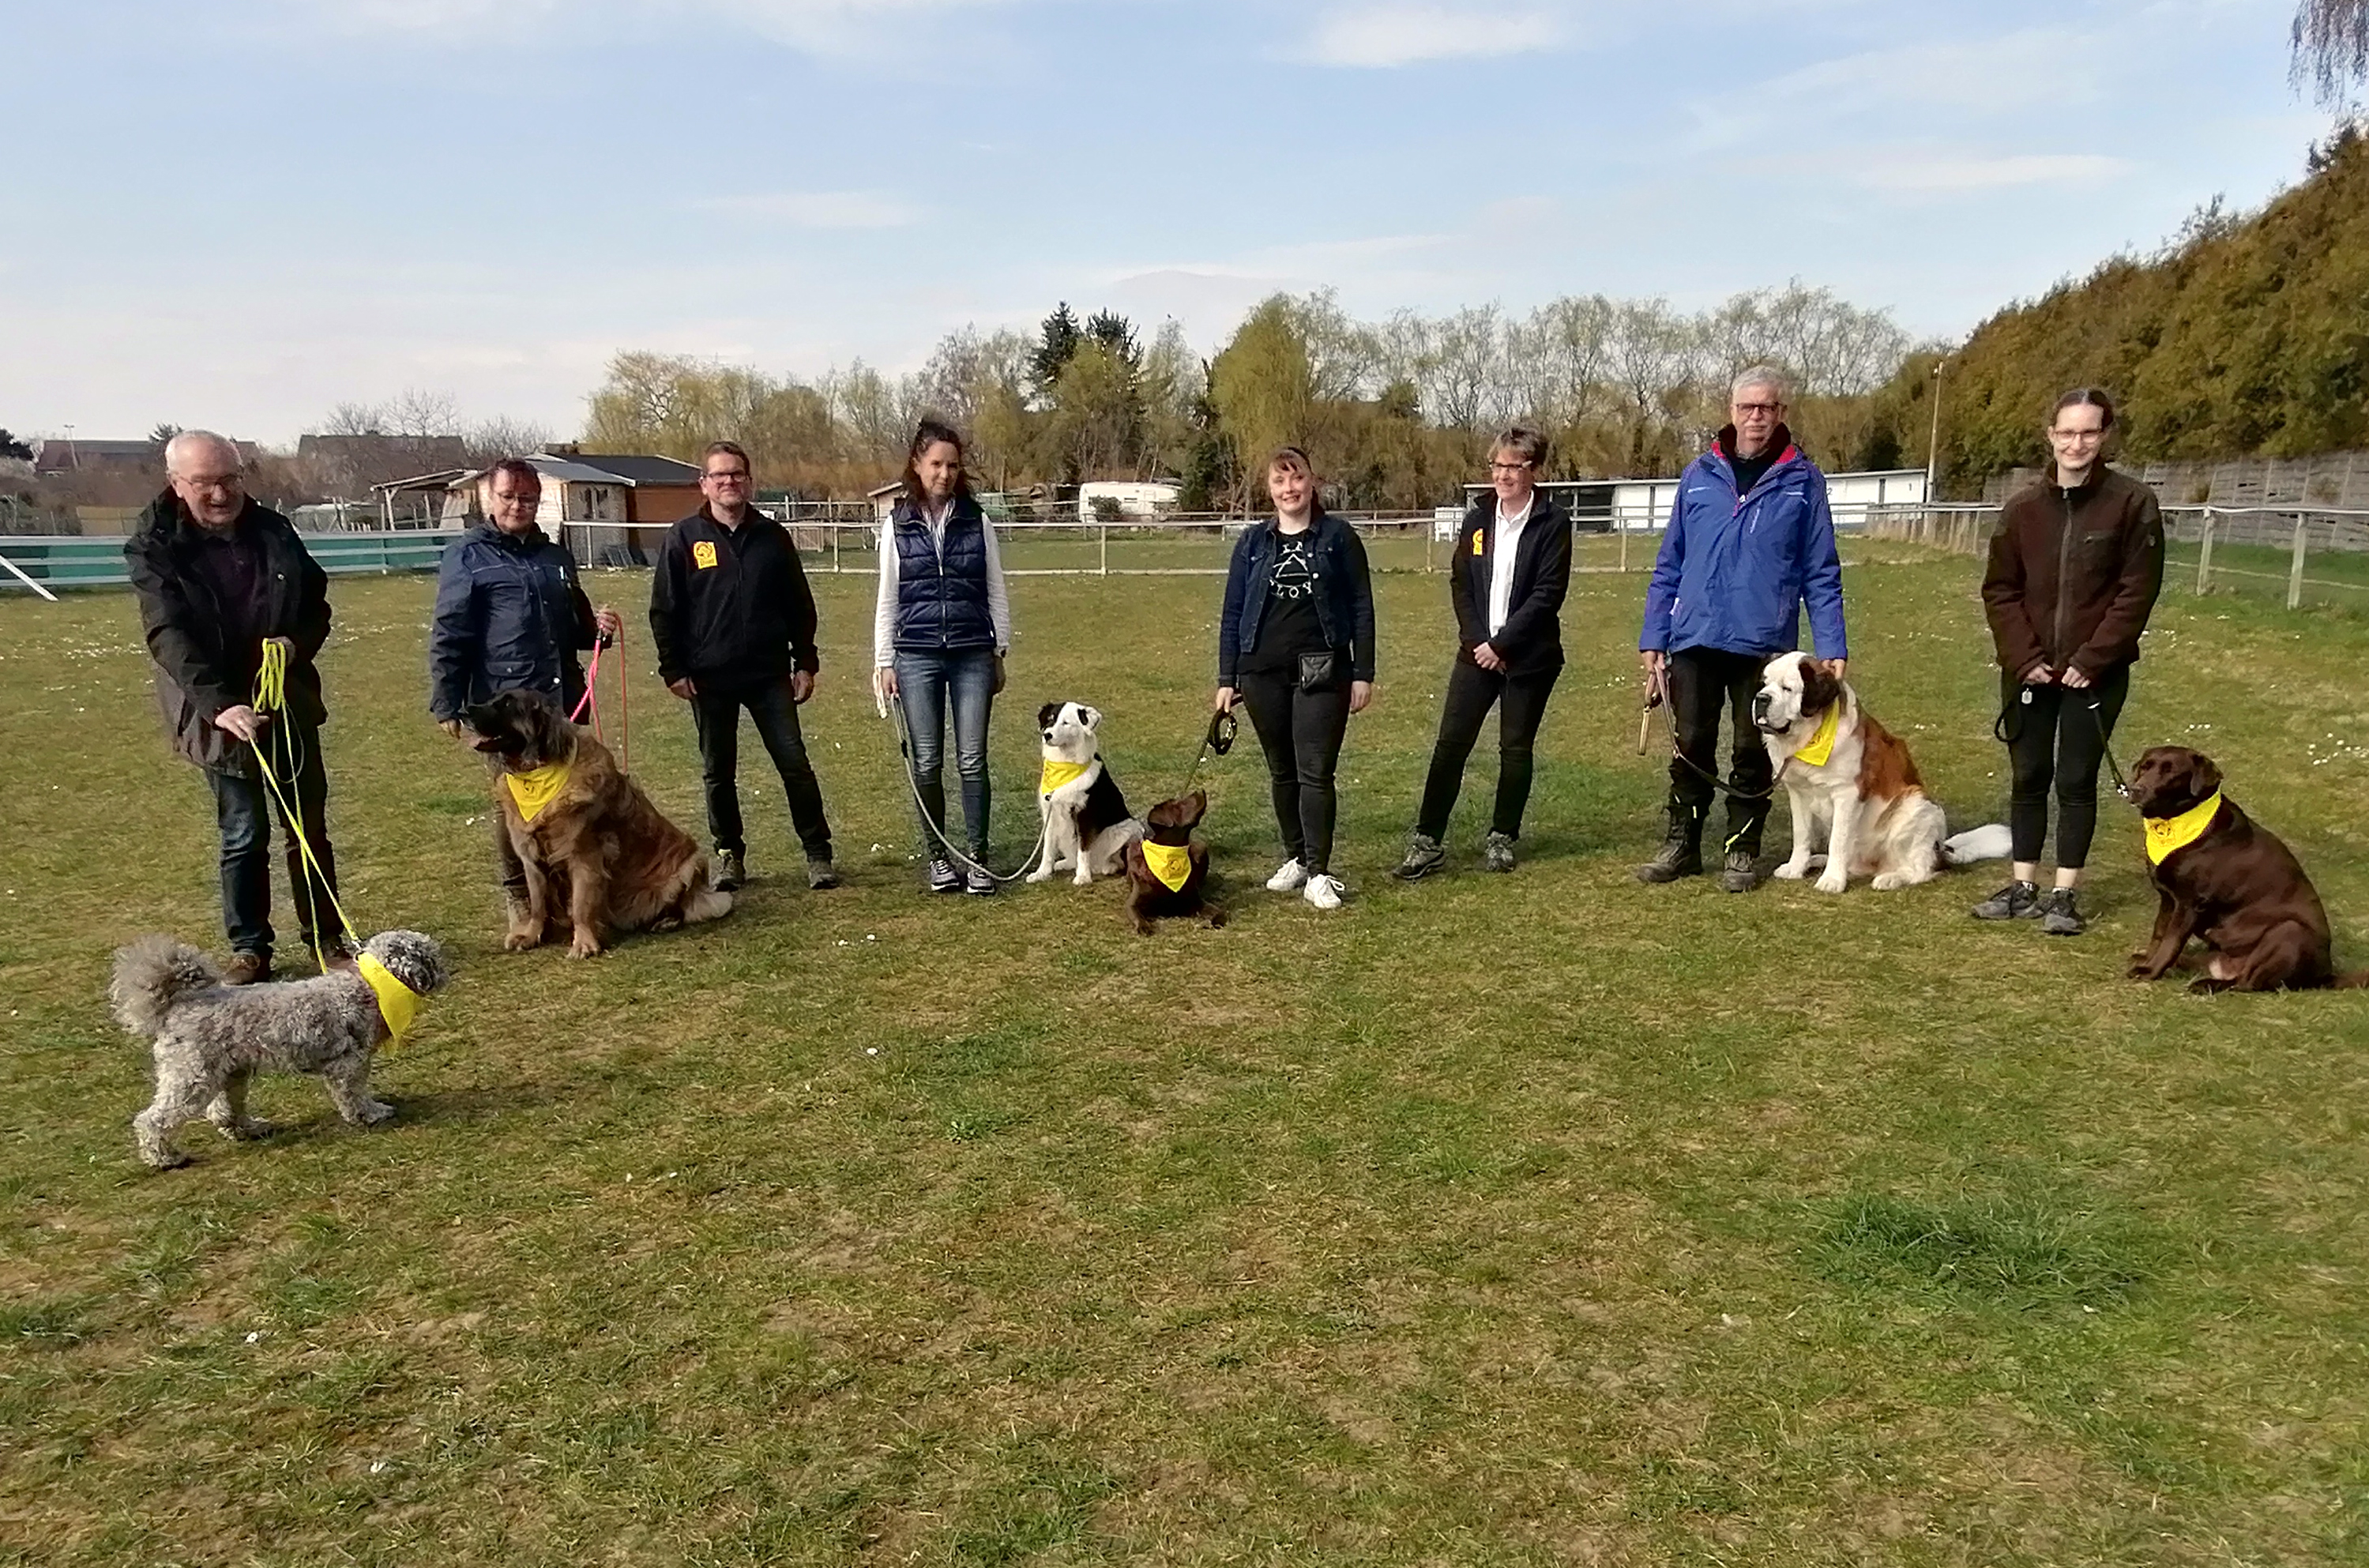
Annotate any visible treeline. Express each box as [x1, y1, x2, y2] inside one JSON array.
[[1900, 122, 2369, 495], [583, 283, 1923, 509]]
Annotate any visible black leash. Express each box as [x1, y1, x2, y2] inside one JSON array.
[[1995, 682, 2130, 803], [1639, 666, 1782, 802], [1175, 708, 1237, 800]]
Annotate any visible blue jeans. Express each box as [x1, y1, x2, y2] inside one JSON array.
[[893, 649, 996, 858], [204, 730, 337, 961]]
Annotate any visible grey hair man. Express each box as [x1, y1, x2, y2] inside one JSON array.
[[125, 431, 341, 983]]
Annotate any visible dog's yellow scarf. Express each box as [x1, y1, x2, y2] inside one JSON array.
[[1141, 838, 1192, 892], [357, 953, 423, 1044], [1040, 758, 1092, 794], [2144, 792, 2222, 864], [504, 761, 572, 823], [1793, 703, 1841, 768]]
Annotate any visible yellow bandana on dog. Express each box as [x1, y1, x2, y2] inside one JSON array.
[[1792, 702, 1841, 768], [357, 953, 422, 1043], [1040, 759, 1092, 794], [2144, 792, 2222, 864], [504, 761, 572, 822], [1141, 838, 1192, 892]]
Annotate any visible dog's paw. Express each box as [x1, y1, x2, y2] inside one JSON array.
[[1073, 870, 1094, 887], [1771, 860, 1810, 881], [504, 927, 543, 952], [1871, 871, 1910, 892], [568, 934, 603, 960], [216, 1117, 276, 1142], [138, 1145, 192, 1171], [2126, 961, 2157, 981], [353, 1099, 397, 1126], [1813, 870, 1848, 895], [1025, 867, 1055, 884]]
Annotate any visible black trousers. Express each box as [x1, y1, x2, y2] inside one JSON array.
[[1416, 658, 1560, 840], [692, 674, 833, 859], [2000, 663, 2130, 870], [1237, 660, 1351, 874], [205, 730, 337, 960], [1666, 647, 1773, 852]]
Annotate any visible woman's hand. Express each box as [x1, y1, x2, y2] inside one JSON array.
[[1213, 686, 1236, 716], [877, 666, 900, 702], [2061, 664, 2093, 690], [594, 606, 623, 642], [991, 653, 1007, 696], [1349, 681, 1374, 715], [1472, 643, 1507, 673], [2021, 662, 2055, 685]]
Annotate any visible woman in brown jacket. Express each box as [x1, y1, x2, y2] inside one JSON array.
[[1973, 388, 2164, 936]]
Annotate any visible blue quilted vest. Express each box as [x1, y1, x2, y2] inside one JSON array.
[[889, 496, 995, 652]]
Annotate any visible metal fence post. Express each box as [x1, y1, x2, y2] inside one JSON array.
[[2195, 510, 2214, 594], [2288, 515, 2308, 610]]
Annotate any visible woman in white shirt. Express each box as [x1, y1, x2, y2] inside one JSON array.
[[874, 419, 1013, 894]]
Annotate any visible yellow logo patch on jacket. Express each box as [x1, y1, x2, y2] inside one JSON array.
[[1472, 530, 1486, 556], [692, 540, 719, 570]]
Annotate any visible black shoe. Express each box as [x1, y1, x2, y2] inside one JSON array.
[[806, 858, 840, 890], [964, 863, 997, 897], [927, 859, 961, 894], [713, 849, 746, 893], [1636, 807, 1705, 884], [1392, 833, 1446, 881], [2036, 886, 2086, 936], [1719, 848, 1761, 893], [1483, 832, 1517, 874], [1971, 879, 2039, 921]]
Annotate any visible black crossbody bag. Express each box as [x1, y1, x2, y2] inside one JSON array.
[[1295, 650, 1338, 692]]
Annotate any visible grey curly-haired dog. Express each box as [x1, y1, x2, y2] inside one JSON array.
[[111, 931, 450, 1170]]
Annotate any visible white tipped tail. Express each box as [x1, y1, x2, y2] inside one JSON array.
[[109, 935, 222, 1038], [1941, 823, 2014, 867]]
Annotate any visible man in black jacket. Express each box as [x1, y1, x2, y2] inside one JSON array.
[[649, 442, 837, 890], [1394, 426, 1574, 878], [125, 431, 339, 983]]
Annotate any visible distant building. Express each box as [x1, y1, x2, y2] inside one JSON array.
[[1457, 468, 1929, 535], [536, 447, 704, 528], [36, 439, 162, 476], [298, 433, 470, 498]]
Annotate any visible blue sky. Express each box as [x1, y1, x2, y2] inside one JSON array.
[[2, 0, 2337, 446]]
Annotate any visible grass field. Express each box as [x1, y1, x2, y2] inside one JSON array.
[[3, 547, 2367, 1566]]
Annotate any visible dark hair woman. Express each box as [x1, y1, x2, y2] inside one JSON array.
[[874, 419, 1012, 895], [1213, 446, 1375, 911], [1973, 387, 2164, 936]]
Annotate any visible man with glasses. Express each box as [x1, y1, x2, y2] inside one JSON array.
[[126, 431, 340, 983], [1972, 387, 2162, 936], [649, 440, 837, 891], [431, 457, 620, 922], [1638, 367, 1847, 893], [1393, 424, 1573, 879]]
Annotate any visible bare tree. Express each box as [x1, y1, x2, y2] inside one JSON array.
[[2293, 0, 2369, 105]]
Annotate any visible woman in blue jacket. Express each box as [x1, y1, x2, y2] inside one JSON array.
[[1213, 446, 1375, 911], [874, 419, 1013, 895]]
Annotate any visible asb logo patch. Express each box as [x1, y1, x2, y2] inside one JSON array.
[[692, 540, 719, 570], [1472, 530, 1486, 555]]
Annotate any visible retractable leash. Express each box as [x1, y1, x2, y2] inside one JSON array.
[[1173, 707, 1237, 800]]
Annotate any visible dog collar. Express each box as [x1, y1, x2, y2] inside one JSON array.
[[504, 761, 572, 822], [2143, 792, 2221, 864], [357, 953, 423, 1043], [1793, 703, 1841, 767], [1141, 838, 1192, 892], [1040, 758, 1092, 794]]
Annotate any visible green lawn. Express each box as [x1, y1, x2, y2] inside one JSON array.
[[3, 550, 2367, 1566]]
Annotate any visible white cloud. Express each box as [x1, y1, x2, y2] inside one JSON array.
[[1855, 152, 2133, 193], [1305, 4, 1564, 68], [692, 190, 923, 228]]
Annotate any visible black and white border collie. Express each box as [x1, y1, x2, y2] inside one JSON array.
[[1028, 701, 1144, 886]]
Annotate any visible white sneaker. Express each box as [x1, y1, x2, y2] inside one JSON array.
[[1303, 873, 1344, 910], [1265, 858, 1310, 893]]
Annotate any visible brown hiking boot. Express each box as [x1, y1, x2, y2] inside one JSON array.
[[223, 952, 271, 987]]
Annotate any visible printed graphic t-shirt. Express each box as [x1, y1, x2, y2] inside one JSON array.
[[1247, 532, 1329, 671]]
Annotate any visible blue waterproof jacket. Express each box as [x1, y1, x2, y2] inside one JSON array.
[[1217, 513, 1376, 688], [1638, 431, 1847, 660], [427, 522, 596, 721]]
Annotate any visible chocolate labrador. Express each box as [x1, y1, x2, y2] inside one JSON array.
[[2124, 745, 2363, 992]]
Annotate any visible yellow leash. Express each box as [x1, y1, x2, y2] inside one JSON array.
[[248, 639, 359, 973]]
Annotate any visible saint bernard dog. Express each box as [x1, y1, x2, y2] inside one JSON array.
[[1753, 652, 2009, 893], [1028, 701, 1145, 886]]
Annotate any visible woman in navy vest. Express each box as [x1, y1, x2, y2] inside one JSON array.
[[874, 419, 1012, 894], [1213, 446, 1375, 912]]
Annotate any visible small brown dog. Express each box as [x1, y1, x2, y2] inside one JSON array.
[[1122, 791, 1224, 936], [2124, 745, 2364, 992]]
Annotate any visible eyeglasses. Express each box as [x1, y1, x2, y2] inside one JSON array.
[[2048, 427, 2105, 442], [1733, 402, 1781, 416], [179, 474, 243, 494], [1489, 461, 1532, 474], [703, 469, 750, 483]]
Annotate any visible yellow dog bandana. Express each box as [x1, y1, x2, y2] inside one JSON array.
[[357, 953, 422, 1043], [1040, 758, 1092, 794], [504, 761, 572, 823], [1792, 702, 1841, 767], [1141, 838, 1192, 892], [2144, 792, 2222, 864]]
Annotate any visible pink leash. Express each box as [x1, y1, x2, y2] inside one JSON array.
[[570, 634, 630, 772]]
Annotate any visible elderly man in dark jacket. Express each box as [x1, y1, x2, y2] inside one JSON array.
[[648, 441, 836, 892], [125, 431, 338, 983], [429, 458, 619, 911]]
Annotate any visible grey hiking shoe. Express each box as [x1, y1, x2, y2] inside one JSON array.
[[1483, 832, 1517, 874], [2036, 886, 2086, 936], [713, 850, 746, 893], [1392, 833, 1446, 881], [806, 857, 840, 890], [1719, 848, 1761, 893], [1635, 807, 1704, 883], [1971, 879, 2039, 921], [927, 859, 961, 894]]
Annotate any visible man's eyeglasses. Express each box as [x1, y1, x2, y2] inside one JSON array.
[[703, 469, 751, 483], [179, 475, 243, 494], [1733, 402, 1781, 417]]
